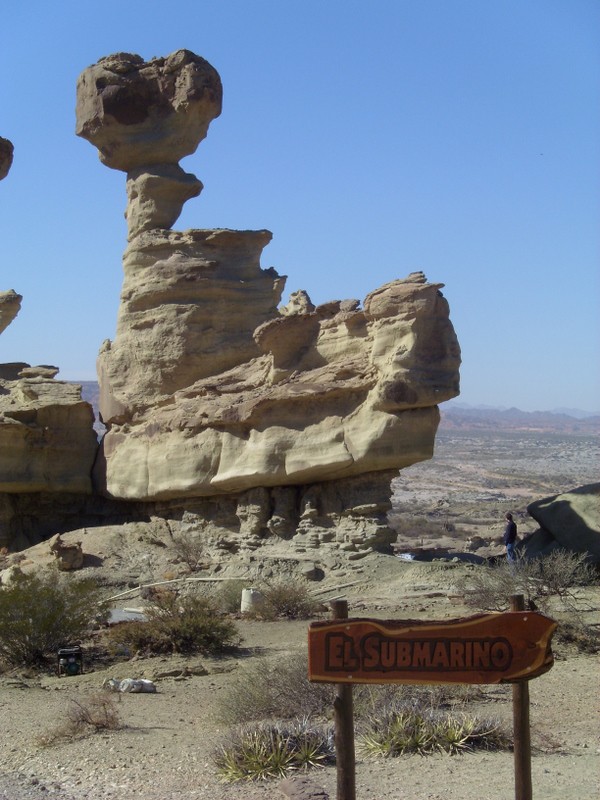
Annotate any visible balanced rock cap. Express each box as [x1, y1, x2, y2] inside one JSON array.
[[75, 50, 222, 172]]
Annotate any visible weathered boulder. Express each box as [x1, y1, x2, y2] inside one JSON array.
[[526, 483, 600, 561], [0, 136, 13, 181], [49, 533, 84, 570]]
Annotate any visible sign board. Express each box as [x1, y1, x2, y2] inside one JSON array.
[[308, 612, 556, 685]]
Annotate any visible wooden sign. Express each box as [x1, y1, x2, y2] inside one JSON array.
[[308, 612, 556, 685]]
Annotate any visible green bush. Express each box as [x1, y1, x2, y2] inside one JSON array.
[[108, 591, 239, 656], [0, 570, 108, 667]]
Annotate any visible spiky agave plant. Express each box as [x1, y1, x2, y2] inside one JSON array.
[[359, 711, 434, 757], [214, 719, 334, 782], [359, 710, 510, 758], [284, 718, 335, 769]]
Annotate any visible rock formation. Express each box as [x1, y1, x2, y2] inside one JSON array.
[[0, 363, 97, 495], [0, 136, 98, 549], [525, 483, 600, 562], [76, 50, 222, 240], [76, 50, 461, 558]]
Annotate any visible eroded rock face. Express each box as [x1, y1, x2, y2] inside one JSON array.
[[97, 270, 459, 503], [97, 227, 283, 421]]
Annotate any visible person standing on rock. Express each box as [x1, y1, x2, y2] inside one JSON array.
[[503, 512, 518, 562]]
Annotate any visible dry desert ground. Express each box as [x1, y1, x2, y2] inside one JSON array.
[[0, 425, 598, 800]]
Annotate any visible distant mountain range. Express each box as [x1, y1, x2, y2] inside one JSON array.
[[78, 382, 599, 436], [441, 402, 600, 434]]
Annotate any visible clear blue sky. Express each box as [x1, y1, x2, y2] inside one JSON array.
[[1, 0, 598, 413]]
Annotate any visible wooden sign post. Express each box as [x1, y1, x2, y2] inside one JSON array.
[[308, 596, 556, 800], [510, 593, 533, 800], [330, 600, 355, 800]]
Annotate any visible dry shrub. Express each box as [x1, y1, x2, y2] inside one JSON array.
[[108, 591, 239, 656], [37, 692, 122, 746], [217, 652, 334, 725], [458, 549, 598, 654], [252, 580, 320, 620], [170, 531, 206, 572], [553, 616, 600, 654], [217, 652, 483, 728], [352, 682, 484, 719], [215, 653, 507, 780], [459, 550, 597, 613]]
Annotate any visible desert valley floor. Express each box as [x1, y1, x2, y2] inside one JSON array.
[[0, 419, 598, 800]]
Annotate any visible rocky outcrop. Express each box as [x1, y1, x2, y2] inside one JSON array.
[[525, 483, 600, 561], [76, 50, 461, 556], [96, 227, 283, 420], [0, 364, 97, 494]]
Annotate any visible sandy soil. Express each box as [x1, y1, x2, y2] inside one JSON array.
[[0, 553, 598, 800]]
